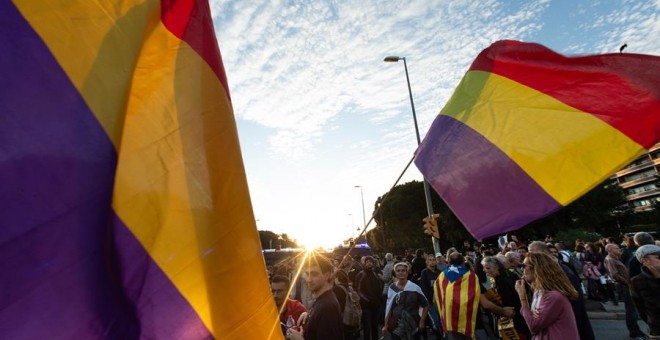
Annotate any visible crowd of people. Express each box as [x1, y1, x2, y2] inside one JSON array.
[[268, 232, 660, 340]]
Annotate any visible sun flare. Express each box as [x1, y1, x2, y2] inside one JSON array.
[[297, 232, 344, 251]]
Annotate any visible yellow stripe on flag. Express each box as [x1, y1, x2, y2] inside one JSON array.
[[442, 70, 644, 204], [111, 22, 278, 338], [457, 275, 469, 335], [13, 0, 156, 148]]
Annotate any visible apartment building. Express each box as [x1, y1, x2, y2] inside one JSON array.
[[614, 143, 660, 212]]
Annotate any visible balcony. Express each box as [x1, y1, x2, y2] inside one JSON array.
[[619, 174, 658, 189], [616, 158, 656, 177], [626, 187, 660, 201], [634, 205, 656, 212]]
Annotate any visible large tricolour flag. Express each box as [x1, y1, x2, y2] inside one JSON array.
[[415, 40, 660, 240], [1, 1, 280, 339]]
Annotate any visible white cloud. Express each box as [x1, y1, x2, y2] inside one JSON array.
[[211, 0, 658, 245], [214, 0, 550, 159]]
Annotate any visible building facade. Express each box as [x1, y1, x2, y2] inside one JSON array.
[[614, 143, 660, 212]]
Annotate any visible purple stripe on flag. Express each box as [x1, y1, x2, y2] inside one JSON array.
[[0, 3, 209, 338], [111, 215, 212, 339], [415, 115, 561, 240]]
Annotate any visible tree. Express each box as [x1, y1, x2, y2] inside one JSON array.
[[506, 179, 631, 240], [368, 181, 471, 254], [371, 178, 636, 252], [258, 230, 279, 249], [258, 230, 298, 249]]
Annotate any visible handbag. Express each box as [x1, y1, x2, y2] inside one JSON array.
[[497, 317, 520, 340]]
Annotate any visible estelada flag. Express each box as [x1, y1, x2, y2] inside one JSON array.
[[415, 40, 660, 240], [0, 1, 280, 338], [434, 266, 481, 337]]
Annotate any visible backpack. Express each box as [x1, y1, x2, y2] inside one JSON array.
[[569, 253, 584, 277], [340, 285, 362, 328], [561, 250, 583, 278]]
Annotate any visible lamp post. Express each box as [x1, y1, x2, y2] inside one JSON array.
[[354, 185, 367, 229], [384, 55, 441, 255]]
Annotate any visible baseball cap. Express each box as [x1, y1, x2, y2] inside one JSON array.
[[636, 244, 660, 262], [435, 252, 443, 257]]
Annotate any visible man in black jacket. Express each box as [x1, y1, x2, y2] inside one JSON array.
[[631, 244, 660, 338], [411, 249, 427, 284], [288, 255, 343, 340], [629, 232, 655, 278], [419, 254, 441, 339], [355, 256, 382, 340]]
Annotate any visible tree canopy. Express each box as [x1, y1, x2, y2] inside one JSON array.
[[258, 230, 298, 249], [366, 178, 643, 253], [367, 180, 470, 253]]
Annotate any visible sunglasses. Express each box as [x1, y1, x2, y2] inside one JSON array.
[[522, 263, 534, 270]]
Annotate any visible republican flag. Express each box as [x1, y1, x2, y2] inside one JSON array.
[[0, 1, 280, 339], [415, 40, 660, 240]]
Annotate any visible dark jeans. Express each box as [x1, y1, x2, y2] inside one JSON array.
[[343, 324, 360, 340], [586, 278, 598, 299], [392, 331, 422, 340], [421, 305, 445, 340], [615, 283, 645, 338], [604, 281, 617, 303], [445, 332, 471, 340], [361, 305, 380, 340]]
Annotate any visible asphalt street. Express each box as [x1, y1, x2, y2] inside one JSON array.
[[588, 300, 650, 340], [592, 318, 649, 339]]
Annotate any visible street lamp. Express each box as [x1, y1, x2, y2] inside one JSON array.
[[383, 56, 423, 145], [354, 185, 367, 229], [384, 55, 441, 255]]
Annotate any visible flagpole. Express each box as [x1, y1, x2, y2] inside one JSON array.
[[384, 56, 442, 255]]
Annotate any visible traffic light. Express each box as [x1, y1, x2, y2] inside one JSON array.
[[423, 213, 441, 239]]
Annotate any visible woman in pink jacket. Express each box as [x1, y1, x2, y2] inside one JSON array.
[[514, 253, 579, 340]]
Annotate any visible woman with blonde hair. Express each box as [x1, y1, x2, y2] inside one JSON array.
[[514, 253, 579, 339]]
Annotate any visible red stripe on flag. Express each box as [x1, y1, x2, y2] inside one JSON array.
[[469, 40, 660, 148], [464, 273, 476, 337], [451, 276, 462, 332], [160, 0, 231, 100]]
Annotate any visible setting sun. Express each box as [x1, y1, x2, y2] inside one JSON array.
[[297, 231, 345, 250]]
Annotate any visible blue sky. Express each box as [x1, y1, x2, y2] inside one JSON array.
[[210, 0, 659, 248]]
